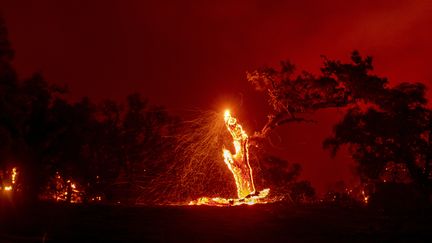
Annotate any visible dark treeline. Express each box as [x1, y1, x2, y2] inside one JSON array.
[[0, 17, 180, 204]]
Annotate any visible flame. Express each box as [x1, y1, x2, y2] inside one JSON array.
[[1, 167, 18, 193], [222, 109, 256, 199], [189, 110, 270, 206], [11, 167, 17, 185], [3, 186, 12, 191], [189, 188, 270, 206], [44, 172, 83, 203], [361, 190, 369, 204]]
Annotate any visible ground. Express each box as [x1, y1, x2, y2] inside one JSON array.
[[0, 200, 431, 242]]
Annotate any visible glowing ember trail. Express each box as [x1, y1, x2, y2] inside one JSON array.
[[189, 110, 270, 206]]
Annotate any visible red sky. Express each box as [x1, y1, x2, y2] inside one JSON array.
[[2, 0, 432, 194]]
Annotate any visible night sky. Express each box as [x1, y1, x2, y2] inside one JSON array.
[[2, 0, 432, 194]]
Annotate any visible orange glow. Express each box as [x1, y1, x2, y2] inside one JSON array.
[[189, 188, 270, 206], [11, 167, 17, 184], [222, 109, 255, 198], [1, 167, 18, 193], [91, 196, 102, 201], [189, 110, 270, 206], [361, 190, 369, 204], [47, 172, 83, 203]]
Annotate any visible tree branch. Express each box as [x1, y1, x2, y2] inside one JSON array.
[[251, 111, 315, 142]]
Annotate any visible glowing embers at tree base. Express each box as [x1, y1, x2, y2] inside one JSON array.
[[189, 110, 270, 206], [189, 188, 270, 206]]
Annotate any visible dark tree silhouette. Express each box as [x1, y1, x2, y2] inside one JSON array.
[[0, 18, 177, 204], [46, 97, 108, 202], [0, 17, 17, 174], [112, 93, 176, 203], [324, 82, 431, 197], [18, 73, 67, 202], [249, 51, 432, 201], [248, 51, 385, 140], [252, 152, 315, 203], [289, 180, 316, 203], [0, 17, 67, 201]]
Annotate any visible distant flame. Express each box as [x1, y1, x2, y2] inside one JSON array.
[[11, 168, 17, 185], [1, 167, 18, 193], [45, 172, 83, 203], [189, 110, 270, 206], [361, 190, 369, 204]]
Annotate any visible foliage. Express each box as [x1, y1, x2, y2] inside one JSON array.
[[247, 51, 385, 138], [249, 50, 432, 199], [253, 153, 315, 203]]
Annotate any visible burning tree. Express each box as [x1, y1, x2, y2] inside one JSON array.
[[143, 109, 269, 205], [222, 110, 256, 199], [188, 110, 270, 206]]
